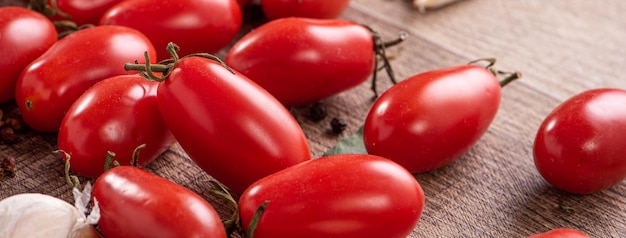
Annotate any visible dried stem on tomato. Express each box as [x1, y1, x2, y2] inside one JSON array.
[[468, 58, 522, 87], [366, 26, 408, 98]]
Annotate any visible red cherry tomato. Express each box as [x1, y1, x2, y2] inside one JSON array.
[[93, 166, 227, 238], [15, 25, 156, 132], [126, 46, 312, 194], [49, 0, 126, 26], [527, 228, 590, 238], [363, 64, 504, 173], [260, 0, 350, 20], [100, 0, 242, 60], [226, 17, 394, 106], [0, 7, 57, 104], [533, 88, 626, 194], [238, 154, 425, 238], [57, 75, 175, 178]]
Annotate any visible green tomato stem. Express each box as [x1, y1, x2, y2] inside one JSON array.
[[246, 200, 270, 238]]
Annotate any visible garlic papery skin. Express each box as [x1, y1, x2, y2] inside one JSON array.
[[0, 193, 99, 238]]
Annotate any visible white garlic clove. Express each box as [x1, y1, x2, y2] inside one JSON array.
[[0, 193, 99, 238]]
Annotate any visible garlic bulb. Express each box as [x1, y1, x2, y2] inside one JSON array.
[[0, 184, 100, 238], [414, 0, 465, 12]]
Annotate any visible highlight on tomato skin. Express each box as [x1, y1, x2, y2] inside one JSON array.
[[14, 25, 157, 133], [363, 64, 503, 173], [0, 7, 57, 104], [533, 88, 626, 194], [93, 166, 228, 238], [260, 0, 351, 20], [124, 44, 313, 195], [100, 0, 243, 61], [225, 17, 381, 106], [57, 75, 176, 178], [238, 154, 425, 238], [527, 228, 591, 238]]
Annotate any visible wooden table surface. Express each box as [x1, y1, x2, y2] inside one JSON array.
[[1, 0, 625, 237]]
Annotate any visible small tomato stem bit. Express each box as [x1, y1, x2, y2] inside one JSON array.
[[53, 150, 82, 191], [246, 200, 270, 238], [498, 71, 522, 87], [468, 58, 522, 87], [370, 30, 408, 99], [103, 151, 118, 172], [208, 181, 240, 235], [131, 144, 147, 167]]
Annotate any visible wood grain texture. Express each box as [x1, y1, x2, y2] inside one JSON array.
[[1, 0, 625, 237]]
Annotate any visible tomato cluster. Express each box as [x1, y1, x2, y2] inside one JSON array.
[[0, 0, 621, 237]]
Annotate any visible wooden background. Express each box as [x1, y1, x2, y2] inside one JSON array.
[[1, 0, 625, 237]]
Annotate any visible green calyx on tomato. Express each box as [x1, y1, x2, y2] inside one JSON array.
[[124, 42, 233, 81]]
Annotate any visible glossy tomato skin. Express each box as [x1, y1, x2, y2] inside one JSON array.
[[93, 166, 227, 238], [156, 56, 311, 194], [533, 88, 626, 194], [50, 0, 126, 26], [363, 65, 501, 173], [261, 0, 350, 20], [57, 75, 176, 178], [0, 7, 57, 104], [100, 0, 242, 60], [239, 154, 425, 238], [527, 228, 590, 238], [226, 17, 374, 106], [15, 25, 156, 132]]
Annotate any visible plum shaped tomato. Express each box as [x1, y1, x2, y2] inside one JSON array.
[[527, 228, 590, 238], [93, 166, 227, 238], [15, 25, 156, 132], [28, 0, 126, 26], [225, 17, 405, 106], [238, 154, 425, 238], [57, 75, 176, 178], [533, 88, 626, 194], [0, 7, 57, 104], [363, 60, 519, 173], [125, 43, 312, 194], [260, 0, 351, 20], [100, 0, 242, 61]]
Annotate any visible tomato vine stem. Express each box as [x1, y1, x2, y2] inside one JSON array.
[[468, 58, 522, 87], [208, 181, 241, 235], [124, 42, 234, 81], [131, 144, 146, 167], [103, 151, 119, 172], [53, 150, 82, 190], [366, 25, 408, 98], [246, 200, 270, 238]]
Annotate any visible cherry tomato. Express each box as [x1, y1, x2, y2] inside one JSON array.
[[260, 0, 350, 20], [126, 46, 312, 194], [100, 0, 242, 60], [527, 228, 590, 238], [533, 88, 626, 194], [15, 25, 156, 132], [48, 0, 126, 26], [363, 64, 503, 173], [93, 166, 227, 238], [226, 17, 394, 106], [57, 75, 175, 178], [0, 7, 57, 104], [238, 154, 425, 238]]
